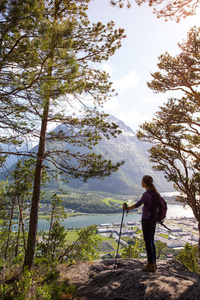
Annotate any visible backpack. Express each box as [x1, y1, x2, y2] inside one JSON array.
[[147, 191, 169, 229]]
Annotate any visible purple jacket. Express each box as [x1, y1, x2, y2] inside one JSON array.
[[134, 190, 153, 219]]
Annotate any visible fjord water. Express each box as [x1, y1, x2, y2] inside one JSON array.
[[37, 204, 194, 231]]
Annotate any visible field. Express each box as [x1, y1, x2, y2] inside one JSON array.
[[64, 230, 123, 255]]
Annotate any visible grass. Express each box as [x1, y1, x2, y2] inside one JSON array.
[[36, 228, 122, 254], [96, 234, 125, 252], [66, 231, 79, 243], [98, 241, 115, 252], [158, 233, 169, 239], [64, 232, 121, 253], [120, 236, 131, 242], [101, 198, 124, 206]]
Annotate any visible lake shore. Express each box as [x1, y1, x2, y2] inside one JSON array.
[[37, 204, 194, 231]]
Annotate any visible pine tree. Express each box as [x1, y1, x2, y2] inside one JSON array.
[[137, 26, 200, 250], [1, 159, 36, 260], [45, 194, 67, 259], [1, 0, 125, 268]]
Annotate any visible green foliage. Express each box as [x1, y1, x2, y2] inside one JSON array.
[[37, 224, 101, 264], [122, 232, 145, 259], [122, 244, 136, 259], [0, 265, 75, 300], [36, 194, 68, 261], [0, 181, 7, 220], [137, 26, 200, 228], [41, 189, 129, 213], [0, 159, 36, 260], [155, 240, 167, 259], [176, 243, 200, 273], [0, 159, 49, 261], [37, 221, 67, 261], [46, 194, 67, 223], [35, 257, 50, 267], [1, 0, 125, 268], [0, 258, 4, 271], [60, 194, 123, 213], [62, 225, 102, 263], [64, 231, 79, 243], [0, 0, 125, 180]]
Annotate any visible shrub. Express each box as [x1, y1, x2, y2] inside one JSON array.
[[177, 243, 200, 273]]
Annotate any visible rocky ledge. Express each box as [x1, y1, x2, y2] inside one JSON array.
[[58, 259, 200, 300]]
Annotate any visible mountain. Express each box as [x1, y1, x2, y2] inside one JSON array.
[[2, 115, 174, 195], [63, 115, 173, 194]]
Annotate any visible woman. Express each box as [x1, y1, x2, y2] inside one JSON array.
[[123, 175, 160, 272]]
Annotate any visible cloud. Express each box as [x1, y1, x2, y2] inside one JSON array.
[[103, 95, 155, 131], [103, 96, 120, 112], [102, 63, 113, 75], [141, 94, 166, 105], [112, 71, 140, 93], [116, 109, 153, 131]]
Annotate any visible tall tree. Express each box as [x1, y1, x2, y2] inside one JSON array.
[[1, 0, 125, 268], [137, 26, 200, 249]]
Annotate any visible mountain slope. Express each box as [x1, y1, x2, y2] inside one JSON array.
[[59, 115, 173, 194], [2, 115, 174, 195]]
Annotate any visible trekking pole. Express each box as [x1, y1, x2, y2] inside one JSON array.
[[114, 203, 128, 269]]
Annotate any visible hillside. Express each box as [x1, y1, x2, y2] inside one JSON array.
[[58, 259, 200, 300], [44, 115, 174, 195], [2, 115, 174, 195]]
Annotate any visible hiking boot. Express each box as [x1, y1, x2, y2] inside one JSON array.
[[142, 263, 156, 272]]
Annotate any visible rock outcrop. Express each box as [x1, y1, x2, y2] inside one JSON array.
[[58, 259, 200, 300]]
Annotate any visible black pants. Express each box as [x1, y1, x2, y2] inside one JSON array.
[[142, 218, 156, 264]]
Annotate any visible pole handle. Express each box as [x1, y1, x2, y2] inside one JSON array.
[[123, 202, 128, 215]]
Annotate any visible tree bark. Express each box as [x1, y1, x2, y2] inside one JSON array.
[[18, 196, 27, 255], [5, 197, 16, 260], [198, 222, 200, 253], [23, 104, 49, 269], [46, 205, 54, 258], [15, 212, 21, 257]]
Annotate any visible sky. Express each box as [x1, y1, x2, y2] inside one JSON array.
[[87, 0, 200, 132]]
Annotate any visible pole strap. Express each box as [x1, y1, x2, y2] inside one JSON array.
[[160, 221, 171, 231]]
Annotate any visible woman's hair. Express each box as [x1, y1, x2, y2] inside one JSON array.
[[142, 175, 160, 197]]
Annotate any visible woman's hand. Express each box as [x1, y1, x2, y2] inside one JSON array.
[[123, 204, 135, 211], [123, 203, 128, 211]]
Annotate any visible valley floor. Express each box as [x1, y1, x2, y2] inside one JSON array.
[[98, 216, 198, 250]]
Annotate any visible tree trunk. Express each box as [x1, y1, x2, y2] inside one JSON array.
[[198, 222, 200, 253], [20, 198, 27, 254], [18, 196, 27, 255], [5, 197, 16, 260], [15, 215, 21, 257], [46, 205, 54, 258], [24, 14, 56, 268], [23, 104, 49, 269]]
